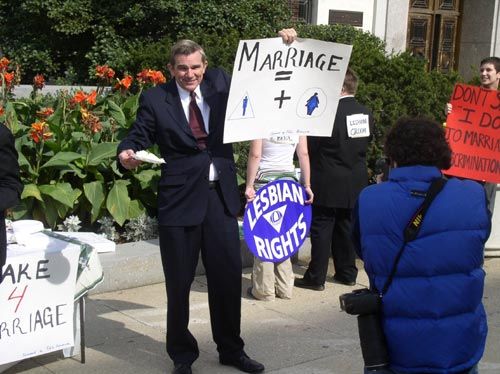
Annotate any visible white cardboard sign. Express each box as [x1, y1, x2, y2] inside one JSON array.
[[346, 113, 370, 138], [0, 236, 80, 365], [224, 37, 352, 143]]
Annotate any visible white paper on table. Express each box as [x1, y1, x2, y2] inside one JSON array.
[[55, 231, 116, 253]]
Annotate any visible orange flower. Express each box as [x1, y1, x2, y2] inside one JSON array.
[[136, 69, 166, 86], [0, 57, 9, 72], [86, 90, 97, 105], [29, 121, 52, 143], [114, 75, 133, 90], [90, 121, 102, 133], [33, 74, 45, 90], [136, 69, 150, 84], [36, 107, 54, 119], [1, 71, 15, 87], [80, 107, 90, 120], [0, 106, 4, 116], [70, 90, 96, 106], [72, 90, 87, 104], [81, 109, 102, 133], [151, 70, 166, 85], [95, 65, 115, 81]]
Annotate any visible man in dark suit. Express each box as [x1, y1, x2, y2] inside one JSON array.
[[295, 68, 374, 290], [118, 29, 297, 374], [0, 124, 23, 275]]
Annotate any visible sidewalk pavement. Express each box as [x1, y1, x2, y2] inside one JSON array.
[[4, 257, 500, 374]]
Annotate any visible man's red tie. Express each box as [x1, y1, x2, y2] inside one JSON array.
[[189, 91, 207, 149]]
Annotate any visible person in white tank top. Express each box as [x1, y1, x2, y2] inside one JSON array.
[[244, 134, 313, 301]]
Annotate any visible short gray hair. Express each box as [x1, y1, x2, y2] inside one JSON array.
[[169, 39, 207, 66]]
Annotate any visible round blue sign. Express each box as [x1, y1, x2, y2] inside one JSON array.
[[243, 179, 312, 263]]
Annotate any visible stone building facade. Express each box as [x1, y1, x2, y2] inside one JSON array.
[[289, 0, 500, 80]]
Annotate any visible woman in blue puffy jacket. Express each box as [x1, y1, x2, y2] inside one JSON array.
[[353, 117, 491, 374]]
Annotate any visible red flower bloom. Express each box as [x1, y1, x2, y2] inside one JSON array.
[[29, 121, 52, 143], [86, 90, 97, 105], [151, 70, 166, 85], [0, 106, 4, 116], [1, 71, 15, 87], [70, 90, 97, 106], [81, 108, 102, 134], [0, 57, 9, 72], [136, 69, 150, 84], [33, 74, 45, 90], [71, 90, 87, 104], [36, 107, 54, 119], [114, 75, 133, 90], [136, 69, 166, 86], [95, 65, 115, 81]]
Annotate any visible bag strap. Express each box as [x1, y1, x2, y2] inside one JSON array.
[[379, 177, 447, 296]]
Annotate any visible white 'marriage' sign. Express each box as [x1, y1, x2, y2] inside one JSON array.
[[0, 235, 80, 365], [224, 37, 352, 143]]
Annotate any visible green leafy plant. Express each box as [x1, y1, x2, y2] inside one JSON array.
[[0, 20, 464, 234], [122, 213, 158, 242], [57, 214, 82, 232], [0, 0, 292, 84], [294, 24, 462, 175], [97, 215, 119, 241], [2, 63, 164, 230]]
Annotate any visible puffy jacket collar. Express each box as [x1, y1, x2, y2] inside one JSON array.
[[388, 165, 442, 183]]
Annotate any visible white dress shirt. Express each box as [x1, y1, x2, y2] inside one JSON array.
[[176, 82, 218, 181]]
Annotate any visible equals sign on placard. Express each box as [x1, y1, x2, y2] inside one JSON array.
[[275, 71, 293, 81]]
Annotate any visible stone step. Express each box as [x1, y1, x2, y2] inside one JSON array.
[[91, 238, 312, 295]]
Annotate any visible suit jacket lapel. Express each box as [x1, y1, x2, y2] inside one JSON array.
[[163, 82, 194, 139], [200, 79, 219, 137]]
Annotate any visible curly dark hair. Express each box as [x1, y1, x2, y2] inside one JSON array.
[[384, 117, 452, 169]]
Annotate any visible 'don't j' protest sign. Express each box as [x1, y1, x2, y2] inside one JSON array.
[[224, 37, 352, 143], [445, 83, 500, 183], [243, 180, 312, 262], [0, 239, 80, 365]]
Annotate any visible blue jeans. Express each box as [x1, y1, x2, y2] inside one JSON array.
[[364, 364, 478, 374]]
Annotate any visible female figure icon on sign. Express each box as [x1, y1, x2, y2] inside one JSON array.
[[305, 92, 319, 115]]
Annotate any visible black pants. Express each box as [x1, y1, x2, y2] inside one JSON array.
[[483, 182, 496, 215], [159, 185, 244, 365], [303, 205, 357, 286]]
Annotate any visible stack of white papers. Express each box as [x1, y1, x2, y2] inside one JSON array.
[[55, 232, 116, 253], [133, 150, 165, 164]]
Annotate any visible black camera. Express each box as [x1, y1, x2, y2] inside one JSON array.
[[339, 288, 381, 315], [339, 289, 389, 371]]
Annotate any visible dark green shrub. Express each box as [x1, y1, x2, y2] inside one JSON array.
[[292, 24, 461, 177], [0, 0, 291, 83]]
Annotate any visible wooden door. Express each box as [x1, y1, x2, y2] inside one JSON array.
[[407, 0, 460, 72]]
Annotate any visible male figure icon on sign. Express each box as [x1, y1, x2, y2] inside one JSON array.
[[242, 95, 248, 116], [306, 92, 319, 115], [228, 92, 255, 120]]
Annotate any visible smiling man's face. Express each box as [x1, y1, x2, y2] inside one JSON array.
[[479, 62, 500, 90], [168, 51, 208, 92]]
